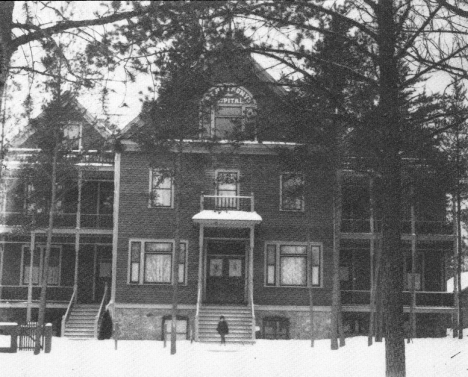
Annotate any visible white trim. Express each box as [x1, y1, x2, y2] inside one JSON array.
[[127, 238, 189, 286], [148, 168, 174, 209], [279, 172, 305, 212], [264, 241, 323, 288]]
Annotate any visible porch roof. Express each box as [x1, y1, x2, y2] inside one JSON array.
[[192, 210, 262, 228]]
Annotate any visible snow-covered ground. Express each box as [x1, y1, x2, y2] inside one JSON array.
[[1, 334, 468, 377]]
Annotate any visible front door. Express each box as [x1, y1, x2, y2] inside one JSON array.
[[205, 241, 246, 304], [95, 246, 112, 301]]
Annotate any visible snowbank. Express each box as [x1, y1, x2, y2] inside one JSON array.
[[2, 335, 468, 377]]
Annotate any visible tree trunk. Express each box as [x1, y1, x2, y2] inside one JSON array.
[[456, 178, 463, 339], [0, 2, 14, 124], [307, 192, 314, 347], [34, 141, 59, 355], [408, 187, 417, 342], [171, 147, 182, 355], [378, 1, 406, 375], [452, 196, 459, 337], [331, 167, 342, 350]]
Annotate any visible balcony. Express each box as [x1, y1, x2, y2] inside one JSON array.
[[0, 212, 113, 229], [193, 194, 262, 228], [341, 290, 454, 308], [341, 218, 453, 235], [201, 194, 255, 212]]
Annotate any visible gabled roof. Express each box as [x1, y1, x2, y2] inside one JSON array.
[[11, 91, 111, 148], [120, 52, 288, 139]]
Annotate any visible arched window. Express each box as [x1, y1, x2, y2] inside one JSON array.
[[200, 85, 257, 139]]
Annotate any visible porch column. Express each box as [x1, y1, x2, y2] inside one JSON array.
[[74, 169, 83, 303], [26, 232, 36, 322], [249, 225, 254, 305], [195, 224, 204, 342], [110, 152, 121, 317], [198, 225, 204, 302], [249, 225, 255, 341], [0, 236, 4, 301]]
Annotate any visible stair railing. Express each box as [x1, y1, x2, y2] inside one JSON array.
[[195, 280, 203, 342], [94, 282, 109, 339], [61, 286, 77, 337]]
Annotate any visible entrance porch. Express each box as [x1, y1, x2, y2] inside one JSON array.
[[192, 193, 261, 342]]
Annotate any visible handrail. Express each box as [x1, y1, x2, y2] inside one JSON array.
[[61, 286, 77, 337], [202, 195, 253, 199], [94, 282, 109, 339], [195, 278, 203, 342], [249, 274, 256, 342]]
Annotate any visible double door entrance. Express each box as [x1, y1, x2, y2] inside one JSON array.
[[205, 241, 246, 304]]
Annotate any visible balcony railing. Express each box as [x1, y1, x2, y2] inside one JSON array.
[[200, 194, 255, 212], [341, 218, 453, 235], [0, 286, 74, 302], [0, 212, 113, 229], [341, 290, 454, 307]]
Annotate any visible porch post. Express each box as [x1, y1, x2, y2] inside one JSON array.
[[198, 225, 204, 302], [74, 169, 82, 303], [368, 176, 375, 345], [249, 225, 254, 303], [0, 237, 3, 301], [249, 225, 255, 341], [26, 232, 36, 322], [110, 152, 121, 318], [195, 224, 204, 342]]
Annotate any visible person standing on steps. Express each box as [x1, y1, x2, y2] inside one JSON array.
[[216, 316, 229, 345]]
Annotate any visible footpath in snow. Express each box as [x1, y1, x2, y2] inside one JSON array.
[[1, 335, 468, 377]]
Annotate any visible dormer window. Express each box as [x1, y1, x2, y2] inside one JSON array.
[[201, 85, 257, 139], [63, 123, 82, 150]]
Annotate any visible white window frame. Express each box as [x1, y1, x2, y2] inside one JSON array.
[[20, 244, 63, 286], [280, 173, 305, 212], [127, 239, 188, 285], [215, 169, 240, 210], [148, 169, 174, 208], [264, 241, 322, 288], [64, 122, 83, 150]]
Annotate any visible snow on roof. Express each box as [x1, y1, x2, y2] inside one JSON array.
[[446, 271, 468, 292], [192, 210, 262, 226]]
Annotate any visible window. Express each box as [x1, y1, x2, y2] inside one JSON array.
[[201, 85, 257, 139], [280, 173, 304, 211], [63, 123, 82, 150], [21, 245, 61, 286], [149, 169, 173, 208], [128, 239, 187, 285], [263, 317, 290, 340], [404, 253, 424, 291], [215, 171, 239, 209], [265, 242, 321, 287], [214, 105, 243, 138]]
